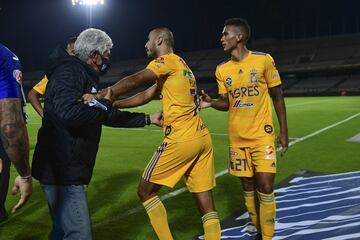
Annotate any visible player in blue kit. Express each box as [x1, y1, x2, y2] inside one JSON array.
[[0, 43, 32, 223]]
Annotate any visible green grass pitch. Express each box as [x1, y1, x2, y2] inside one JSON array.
[[1, 96, 360, 239]]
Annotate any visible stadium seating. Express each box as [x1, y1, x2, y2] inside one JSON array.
[[22, 33, 360, 98]]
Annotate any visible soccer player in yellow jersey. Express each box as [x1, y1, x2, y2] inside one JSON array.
[[201, 18, 288, 240], [84, 27, 221, 240], [27, 37, 76, 117]]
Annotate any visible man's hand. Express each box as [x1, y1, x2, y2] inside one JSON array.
[[11, 175, 32, 213], [82, 93, 96, 104], [199, 90, 212, 109], [82, 87, 114, 104], [150, 112, 163, 127], [277, 130, 289, 157]]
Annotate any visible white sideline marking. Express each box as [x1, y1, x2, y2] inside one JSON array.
[[285, 99, 333, 107], [288, 112, 360, 147], [93, 112, 360, 228], [347, 133, 360, 143]]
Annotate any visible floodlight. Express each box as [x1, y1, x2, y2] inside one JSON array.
[[72, 0, 104, 6]]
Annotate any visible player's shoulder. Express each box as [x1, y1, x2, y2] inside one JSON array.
[[251, 50, 267, 56], [251, 50, 274, 60], [216, 58, 231, 68], [0, 44, 19, 65]]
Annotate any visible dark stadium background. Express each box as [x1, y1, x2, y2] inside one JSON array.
[[0, 0, 359, 70], [1, 0, 359, 97]]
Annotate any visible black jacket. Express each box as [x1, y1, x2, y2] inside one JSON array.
[[32, 55, 147, 185]]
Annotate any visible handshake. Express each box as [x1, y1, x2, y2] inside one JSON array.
[[81, 87, 163, 127], [82, 87, 113, 105]]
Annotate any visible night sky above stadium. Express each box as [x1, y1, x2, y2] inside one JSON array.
[[0, 0, 359, 71]]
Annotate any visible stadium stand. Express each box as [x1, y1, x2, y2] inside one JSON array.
[[22, 33, 360, 98]]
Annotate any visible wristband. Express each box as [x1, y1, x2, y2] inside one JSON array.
[[145, 114, 151, 125]]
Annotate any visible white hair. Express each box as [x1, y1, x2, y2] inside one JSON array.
[[75, 28, 113, 61]]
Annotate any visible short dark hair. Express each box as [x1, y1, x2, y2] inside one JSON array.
[[224, 18, 251, 43], [67, 37, 77, 45], [152, 27, 175, 47]]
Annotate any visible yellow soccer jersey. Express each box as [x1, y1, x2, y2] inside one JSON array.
[[216, 51, 282, 147], [146, 53, 208, 142], [33, 75, 48, 95]]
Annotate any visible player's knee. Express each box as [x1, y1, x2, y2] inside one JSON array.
[[137, 180, 156, 202], [257, 184, 273, 194], [241, 177, 255, 191], [137, 184, 148, 201]]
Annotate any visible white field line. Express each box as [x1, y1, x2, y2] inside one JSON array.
[[285, 99, 333, 107], [93, 112, 360, 227]]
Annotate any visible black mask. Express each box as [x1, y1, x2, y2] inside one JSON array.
[[97, 54, 111, 76]]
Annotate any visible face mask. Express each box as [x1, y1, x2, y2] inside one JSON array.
[[97, 54, 111, 76]]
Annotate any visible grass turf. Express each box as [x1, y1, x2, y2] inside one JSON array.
[[1, 96, 359, 239]]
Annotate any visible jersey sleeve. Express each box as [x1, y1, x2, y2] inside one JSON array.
[[33, 75, 48, 95], [264, 54, 282, 88], [145, 56, 171, 80], [215, 66, 227, 94], [0, 56, 22, 99]]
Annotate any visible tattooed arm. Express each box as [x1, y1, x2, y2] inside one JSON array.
[[0, 98, 31, 213]]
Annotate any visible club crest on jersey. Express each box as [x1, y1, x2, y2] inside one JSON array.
[[12, 69, 22, 83], [249, 68, 258, 84], [226, 77, 232, 86]]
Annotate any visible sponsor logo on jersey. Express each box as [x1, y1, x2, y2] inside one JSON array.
[[233, 100, 254, 108], [199, 123, 206, 130], [226, 77, 232, 86], [272, 73, 280, 79], [183, 69, 194, 78], [230, 151, 238, 156], [265, 146, 276, 160], [12, 69, 22, 83], [264, 125, 273, 134], [265, 145, 274, 155]]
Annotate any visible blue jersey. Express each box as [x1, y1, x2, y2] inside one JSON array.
[[0, 43, 24, 99], [0, 44, 27, 120]]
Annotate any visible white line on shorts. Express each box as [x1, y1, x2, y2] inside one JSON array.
[[93, 112, 360, 227]]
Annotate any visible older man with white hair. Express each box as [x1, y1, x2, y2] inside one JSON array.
[[32, 28, 162, 240]]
